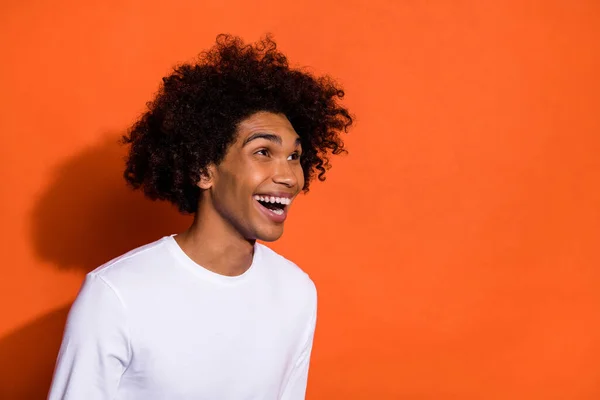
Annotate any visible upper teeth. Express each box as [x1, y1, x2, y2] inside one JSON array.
[[253, 195, 291, 205]]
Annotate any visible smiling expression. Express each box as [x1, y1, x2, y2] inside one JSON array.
[[199, 111, 305, 242]]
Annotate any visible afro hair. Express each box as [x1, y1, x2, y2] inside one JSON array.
[[123, 34, 353, 214]]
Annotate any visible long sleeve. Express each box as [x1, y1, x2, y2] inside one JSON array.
[[280, 289, 317, 400], [48, 273, 131, 400]]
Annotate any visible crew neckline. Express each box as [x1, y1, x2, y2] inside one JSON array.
[[163, 234, 261, 285]]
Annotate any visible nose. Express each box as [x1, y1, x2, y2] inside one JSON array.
[[272, 159, 299, 188]]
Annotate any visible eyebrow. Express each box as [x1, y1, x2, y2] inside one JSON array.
[[242, 132, 301, 147]]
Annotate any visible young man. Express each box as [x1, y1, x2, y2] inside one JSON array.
[[48, 34, 352, 399]]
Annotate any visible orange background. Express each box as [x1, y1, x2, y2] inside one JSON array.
[[1, 1, 600, 398]]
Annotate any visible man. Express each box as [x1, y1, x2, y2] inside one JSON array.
[[48, 34, 352, 399]]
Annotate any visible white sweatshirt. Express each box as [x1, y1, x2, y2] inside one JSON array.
[[48, 236, 317, 400]]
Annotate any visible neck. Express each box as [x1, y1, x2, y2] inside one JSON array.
[[175, 199, 255, 277]]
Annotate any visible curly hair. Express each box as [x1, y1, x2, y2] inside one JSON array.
[[122, 34, 353, 214]]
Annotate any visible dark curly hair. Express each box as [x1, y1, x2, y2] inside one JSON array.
[[123, 34, 353, 214]]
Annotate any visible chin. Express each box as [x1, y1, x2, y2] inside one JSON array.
[[255, 226, 284, 242]]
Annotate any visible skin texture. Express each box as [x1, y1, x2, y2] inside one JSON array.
[[175, 111, 304, 276]]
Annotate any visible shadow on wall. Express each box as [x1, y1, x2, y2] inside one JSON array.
[[0, 306, 70, 399], [30, 134, 191, 272], [0, 134, 190, 398]]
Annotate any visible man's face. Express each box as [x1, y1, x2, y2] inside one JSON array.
[[202, 111, 305, 242]]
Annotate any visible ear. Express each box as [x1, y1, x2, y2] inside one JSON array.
[[197, 164, 216, 190]]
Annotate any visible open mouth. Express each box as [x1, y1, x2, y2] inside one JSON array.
[[253, 195, 291, 218], [257, 200, 286, 215]]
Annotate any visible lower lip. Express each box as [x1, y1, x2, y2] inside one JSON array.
[[255, 200, 288, 223]]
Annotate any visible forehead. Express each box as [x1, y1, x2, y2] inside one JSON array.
[[236, 111, 298, 139]]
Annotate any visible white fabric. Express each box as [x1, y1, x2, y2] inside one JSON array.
[[48, 236, 317, 400]]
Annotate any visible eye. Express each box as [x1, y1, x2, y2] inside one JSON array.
[[255, 149, 269, 157], [287, 151, 302, 161]]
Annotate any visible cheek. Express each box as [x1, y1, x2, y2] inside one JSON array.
[[233, 164, 271, 201], [295, 165, 305, 188], [246, 167, 271, 189]]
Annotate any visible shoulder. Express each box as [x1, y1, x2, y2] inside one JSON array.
[[88, 236, 174, 292], [256, 243, 317, 305]]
